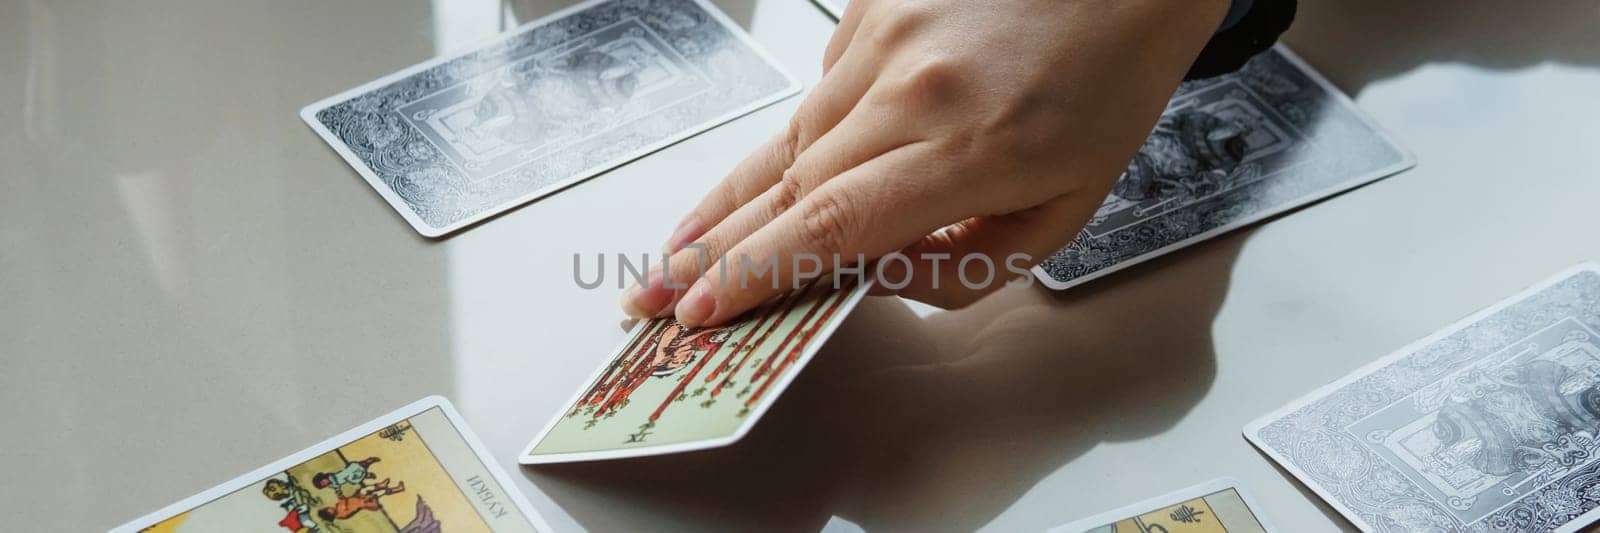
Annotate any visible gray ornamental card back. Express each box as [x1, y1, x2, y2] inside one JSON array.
[[1246, 263, 1600, 532], [1035, 45, 1414, 290], [302, 0, 798, 237]]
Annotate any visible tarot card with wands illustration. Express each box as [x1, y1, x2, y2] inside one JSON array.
[[521, 279, 868, 463]]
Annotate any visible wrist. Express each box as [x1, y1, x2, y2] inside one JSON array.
[[1136, 0, 1235, 64]]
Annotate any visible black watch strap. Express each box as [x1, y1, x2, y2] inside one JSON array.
[[1184, 0, 1297, 80]]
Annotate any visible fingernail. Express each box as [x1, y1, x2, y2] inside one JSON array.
[[675, 278, 717, 327], [663, 215, 704, 255], [621, 267, 674, 318]]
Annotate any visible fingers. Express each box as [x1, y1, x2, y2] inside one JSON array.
[[660, 60, 996, 294], [823, 0, 873, 73], [663, 39, 886, 255], [674, 142, 967, 327], [671, 95, 916, 279], [660, 131, 788, 255], [879, 192, 1105, 308], [626, 51, 895, 320]]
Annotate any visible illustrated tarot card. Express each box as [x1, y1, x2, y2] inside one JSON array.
[[112, 396, 550, 533], [1035, 45, 1415, 290], [302, 0, 799, 237], [1246, 263, 1600, 532], [1050, 478, 1276, 533], [521, 278, 868, 463]]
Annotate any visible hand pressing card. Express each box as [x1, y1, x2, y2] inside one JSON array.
[[113, 397, 550, 533], [302, 0, 798, 237], [1051, 478, 1276, 533], [1036, 45, 1414, 290], [1247, 263, 1600, 533], [521, 278, 868, 463]]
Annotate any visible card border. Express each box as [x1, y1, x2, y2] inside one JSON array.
[[810, 0, 845, 19], [518, 282, 870, 464], [1047, 477, 1277, 533], [109, 395, 552, 533], [299, 0, 802, 238], [1241, 261, 1600, 533], [1032, 43, 1418, 291], [1557, 504, 1600, 533]]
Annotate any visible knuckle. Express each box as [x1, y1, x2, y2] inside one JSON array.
[[932, 127, 979, 159], [770, 171, 804, 217], [890, 56, 969, 106], [984, 115, 1045, 161], [782, 113, 815, 156], [798, 192, 856, 253], [665, 248, 708, 280], [867, 1, 933, 46], [779, 166, 810, 199], [719, 179, 753, 212]]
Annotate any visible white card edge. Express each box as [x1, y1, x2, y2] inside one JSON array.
[[1240, 261, 1600, 532], [519, 282, 871, 464], [1271, 44, 1420, 172], [431, 397, 555, 533], [298, 104, 446, 237], [1556, 506, 1600, 533], [108, 395, 551, 533], [1035, 42, 1417, 291], [299, 0, 802, 238], [1047, 477, 1277, 533], [1032, 153, 1410, 291], [1239, 427, 1374, 532]]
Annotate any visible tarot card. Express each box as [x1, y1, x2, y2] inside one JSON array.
[[813, 0, 846, 18], [1245, 263, 1600, 532], [1557, 505, 1600, 533], [302, 0, 799, 237], [1050, 478, 1276, 533], [521, 278, 868, 463], [112, 396, 550, 533], [1035, 45, 1414, 290]]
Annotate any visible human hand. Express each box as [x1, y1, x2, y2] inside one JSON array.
[[623, 0, 1230, 326]]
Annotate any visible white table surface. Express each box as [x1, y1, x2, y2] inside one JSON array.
[[4, 0, 1599, 531]]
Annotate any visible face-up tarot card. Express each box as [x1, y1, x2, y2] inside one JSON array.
[[1246, 263, 1600, 532], [302, 0, 799, 237], [521, 279, 868, 463], [1035, 45, 1415, 290], [112, 396, 550, 533], [1050, 478, 1276, 533]]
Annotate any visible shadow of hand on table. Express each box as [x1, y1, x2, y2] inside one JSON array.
[[530, 235, 1245, 531]]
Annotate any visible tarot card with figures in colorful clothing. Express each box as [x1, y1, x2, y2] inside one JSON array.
[[521, 279, 868, 463], [1049, 478, 1276, 533], [1246, 263, 1600, 533], [301, 0, 799, 237], [112, 397, 550, 533], [1035, 45, 1414, 290]]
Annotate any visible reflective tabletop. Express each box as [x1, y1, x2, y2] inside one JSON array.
[[3, 0, 1598, 531]]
